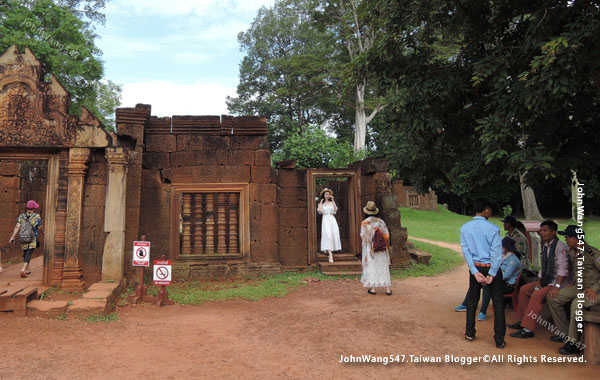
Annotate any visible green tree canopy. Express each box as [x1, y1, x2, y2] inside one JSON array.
[[0, 0, 121, 129]]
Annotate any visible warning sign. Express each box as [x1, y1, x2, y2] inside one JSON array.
[[133, 241, 150, 267], [153, 260, 172, 285]]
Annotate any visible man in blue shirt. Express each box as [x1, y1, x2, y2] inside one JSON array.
[[460, 199, 505, 348]]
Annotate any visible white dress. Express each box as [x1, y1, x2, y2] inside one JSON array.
[[360, 216, 392, 288], [319, 203, 342, 252]]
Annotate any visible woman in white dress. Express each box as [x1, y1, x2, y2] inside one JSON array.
[[360, 201, 392, 295], [317, 188, 342, 263]]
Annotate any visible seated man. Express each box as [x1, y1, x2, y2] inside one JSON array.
[[508, 220, 570, 338], [548, 225, 600, 355], [502, 215, 531, 270]]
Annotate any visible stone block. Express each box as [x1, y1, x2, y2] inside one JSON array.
[[389, 226, 407, 246], [360, 175, 375, 197], [278, 168, 306, 188], [0, 203, 18, 218], [27, 300, 68, 317], [228, 149, 255, 166], [349, 158, 388, 174], [0, 175, 19, 188], [146, 134, 176, 152], [279, 227, 307, 248], [221, 166, 251, 183], [67, 298, 109, 316], [142, 152, 169, 170], [0, 189, 19, 203], [259, 243, 279, 262], [279, 246, 307, 266], [250, 242, 260, 262], [129, 149, 143, 165], [0, 162, 20, 176], [251, 166, 275, 184], [250, 184, 262, 202], [204, 135, 230, 151], [255, 150, 271, 166], [117, 123, 144, 144], [83, 184, 106, 207], [231, 136, 259, 150], [410, 249, 432, 265], [383, 209, 401, 227], [141, 169, 163, 188], [82, 206, 104, 229], [262, 184, 277, 204], [177, 135, 204, 151], [279, 208, 307, 228], [196, 150, 227, 165], [163, 165, 221, 183], [374, 172, 393, 194], [260, 204, 278, 244], [170, 151, 196, 167], [278, 187, 307, 208]]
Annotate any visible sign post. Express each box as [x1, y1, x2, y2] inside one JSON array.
[[127, 237, 156, 304], [153, 255, 174, 306]]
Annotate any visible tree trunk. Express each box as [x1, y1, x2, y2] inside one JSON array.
[[519, 172, 543, 220], [354, 81, 366, 151]]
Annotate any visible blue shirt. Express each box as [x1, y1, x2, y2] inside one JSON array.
[[501, 254, 521, 285], [460, 216, 502, 276]]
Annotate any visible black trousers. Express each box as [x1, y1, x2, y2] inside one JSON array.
[[23, 248, 34, 264], [465, 266, 506, 345]]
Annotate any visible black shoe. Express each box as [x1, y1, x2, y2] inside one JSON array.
[[367, 289, 376, 295], [559, 343, 580, 355], [510, 329, 535, 339], [465, 334, 475, 342], [496, 341, 506, 349], [550, 335, 564, 343], [507, 321, 522, 330], [386, 290, 392, 296]]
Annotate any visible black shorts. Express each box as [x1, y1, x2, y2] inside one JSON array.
[[23, 248, 34, 263]]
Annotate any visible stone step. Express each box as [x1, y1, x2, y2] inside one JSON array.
[[318, 260, 362, 275], [27, 300, 68, 317], [321, 271, 362, 276], [315, 253, 359, 262]]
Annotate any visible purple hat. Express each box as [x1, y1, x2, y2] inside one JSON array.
[[26, 200, 39, 209]]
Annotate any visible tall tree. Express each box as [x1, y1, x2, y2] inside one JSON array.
[[314, 0, 385, 151], [0, 0, 120, 128], [227, 0, 348, 152], [367, 0, 600, 214]]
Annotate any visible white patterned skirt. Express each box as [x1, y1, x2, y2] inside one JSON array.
[[360, 248, 392, 288]]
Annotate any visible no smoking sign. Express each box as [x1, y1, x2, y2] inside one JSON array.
[[153, 260, 172, 286], [132, 241, 151, 267]]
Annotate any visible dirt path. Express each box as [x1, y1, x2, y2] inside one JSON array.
[[0, 243, 598, 379]]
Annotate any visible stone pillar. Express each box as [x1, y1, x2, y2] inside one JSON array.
[[102, 147, 129, 281], [62, 147, 91, 291]]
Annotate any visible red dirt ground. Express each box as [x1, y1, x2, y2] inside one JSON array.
[[1, 242, 599, 379]]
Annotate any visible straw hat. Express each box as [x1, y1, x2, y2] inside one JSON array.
[[363, 201, 379, 215], [319, 188, 333, 199]]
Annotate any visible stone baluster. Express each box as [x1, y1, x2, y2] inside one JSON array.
[[181, 193, 192, 255], [216, 192, 227, 253], [228, 192, 239, 253], [193, 193, 204, 254], [204, 193, 215, 253]]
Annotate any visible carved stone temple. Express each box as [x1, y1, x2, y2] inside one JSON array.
[[0, 45, 409, 289]]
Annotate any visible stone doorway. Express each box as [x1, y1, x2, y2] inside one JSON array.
[[307, 169, 362, 272], [0, 153, 59, 285]]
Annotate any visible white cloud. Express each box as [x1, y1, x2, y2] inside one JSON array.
[[121, 80, 237, 116]]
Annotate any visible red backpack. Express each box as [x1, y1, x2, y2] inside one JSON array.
[[372, 226, 387, 252]]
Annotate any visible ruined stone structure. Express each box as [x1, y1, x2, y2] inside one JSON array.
[[393, 180, 439, 211], [0, 45, 409, 288]]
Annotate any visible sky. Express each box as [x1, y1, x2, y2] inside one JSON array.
[[96, 0, 275, 117]]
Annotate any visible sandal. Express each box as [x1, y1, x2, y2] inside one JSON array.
[[25, 271, 31, 275], [367, 289, 376, 295], [20, 271, 27, 278], [386, 290, 392, 296]]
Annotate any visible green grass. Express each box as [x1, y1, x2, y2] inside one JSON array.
[[400, 206, 600, 247], [84, 312, 119, 323], [144, 271, 354, 305], [391, 240, 464, 280]]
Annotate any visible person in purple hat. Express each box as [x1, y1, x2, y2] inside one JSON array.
[[8, 200, 42, 278]]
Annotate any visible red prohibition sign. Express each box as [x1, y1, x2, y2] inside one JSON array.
[[156, 266, 169, 280], [136, 247, 147, 258]]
